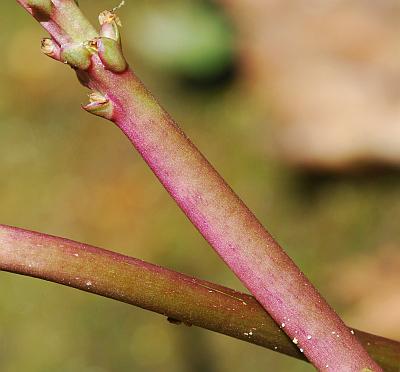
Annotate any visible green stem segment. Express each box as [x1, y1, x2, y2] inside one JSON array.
[[15, 1, 386, 370], [0, 224, 399, 371]]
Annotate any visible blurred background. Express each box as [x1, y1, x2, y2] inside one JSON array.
[[1, 1, 400, 371]]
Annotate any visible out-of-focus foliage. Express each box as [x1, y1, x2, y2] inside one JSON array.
[[128, 1, 235, 80], [225, 0, 400, 169], [0, 1, 399, 372]]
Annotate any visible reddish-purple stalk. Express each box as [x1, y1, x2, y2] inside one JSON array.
[[1, 224, 399, 371], [16, 1, 383, 370]]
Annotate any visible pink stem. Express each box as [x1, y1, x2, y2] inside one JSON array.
[[15, 1, 383, 370], [1, 224, 399, 371]]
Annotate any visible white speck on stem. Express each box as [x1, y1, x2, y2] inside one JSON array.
[[73, 253, 79, 257], [332, 331, 336, 335], [281, 323, 285, 328], [249, 331, 253, 336], [307, 335, 312, 340], [86, 280, 92, 286], [244, 332, 249, 336], [292, 338, 298, 345], [274, 346, 278, 350], [300, 348, 303, 353], [350, 330, 354, 335]]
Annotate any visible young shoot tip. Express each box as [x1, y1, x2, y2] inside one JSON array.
[[60, 42, 92, 70], [97, 37, 127, 73], [99, 10, 122, 28], [41, 38, 61, 61], [83, 91, 114, 120]]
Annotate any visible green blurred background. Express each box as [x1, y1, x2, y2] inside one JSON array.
[[1, 1, 399, 371]]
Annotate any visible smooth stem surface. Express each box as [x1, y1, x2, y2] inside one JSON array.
[[16, 1, 383, 370], [0, 224, 399, 371]]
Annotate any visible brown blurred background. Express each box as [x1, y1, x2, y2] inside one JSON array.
[[1, 1, 399, 371]]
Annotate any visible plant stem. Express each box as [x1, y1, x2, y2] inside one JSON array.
[[15, 1, 384, 369], [1, 224, 399, 371]]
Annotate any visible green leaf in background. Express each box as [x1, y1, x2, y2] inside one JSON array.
[[129, 1, 235, 80]]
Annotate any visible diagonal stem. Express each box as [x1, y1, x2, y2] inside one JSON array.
[[15, 1, 386, 369], [0, 224, 399, 371]]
